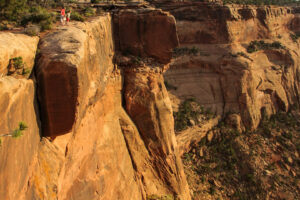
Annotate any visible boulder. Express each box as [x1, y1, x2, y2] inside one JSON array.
[[113, 9, 179, 64], [0, 32, 38, 75]]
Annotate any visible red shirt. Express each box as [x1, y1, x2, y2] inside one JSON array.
[[61, 9, 65, 16]]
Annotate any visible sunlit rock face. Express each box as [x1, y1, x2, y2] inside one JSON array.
[[0, 32, 39, 75], [0, 77, 40, 200], [162, 2, 300, 130], [8, 10, 190, 200]]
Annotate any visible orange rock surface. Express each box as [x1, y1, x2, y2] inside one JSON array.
[[163, 3, 300, 130], [0, 33, 39, 75], [0, 3, 299, 200], [0, 10, 189, 200]]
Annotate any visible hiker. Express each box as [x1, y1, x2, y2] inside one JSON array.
[[66, 10, 71, 24], [60, 7, 65, 25]]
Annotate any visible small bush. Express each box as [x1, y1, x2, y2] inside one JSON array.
[[173, 98, 214, 132], [22, 68, 31, 75], [247, 40, 284, 53], [20, 6, 54, 31], [12, 57, 24, 69], [231, 51, 251, 59], [19, 121, 28, 131], [173, 47, 200, 57], [83, 7, 96, 17], [71, 11, 84, 22], [7, 56, 32, 77], [0, 121, 28, 145]]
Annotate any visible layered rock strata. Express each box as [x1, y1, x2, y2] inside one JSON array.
[[12, 10, 189, 200], [161, 2, 300, 130]]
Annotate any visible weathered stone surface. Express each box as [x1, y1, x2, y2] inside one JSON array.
[[30, 10, 189, 200], [123, 67, 190, 199], [0, 77, 40, 200], [36, 14, 115, 137], [27, 74, 142, 200], [0, 33, 39, 75], [113, 9, 179, 64], [163, 3, 300, 130], [176, 117, 220, 155]]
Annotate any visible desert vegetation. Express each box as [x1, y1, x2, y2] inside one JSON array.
[[0, 121, 28, 145], [7, 56, 31, 76], [183, 110, 300, 199], [173, 47, 210, 58], [173, 98, 215, 132], [0, 0, 98, 32], [246, 40, 284, 53]]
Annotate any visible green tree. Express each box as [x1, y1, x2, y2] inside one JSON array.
[[0, 122, 28, 146]]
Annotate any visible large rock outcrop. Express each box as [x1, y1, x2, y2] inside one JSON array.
[[161, 2, 300, 130], [25, 10, 190, 200], [123, 67, 190, 199], [36, 15, 115, 137], [113, 9, 179, 64], [0, 33, 39, 75], [0, 77, 40, 200]]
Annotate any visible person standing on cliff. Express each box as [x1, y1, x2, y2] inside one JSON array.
[[66, 10, 71, 24], [60, 7, 66, 25]]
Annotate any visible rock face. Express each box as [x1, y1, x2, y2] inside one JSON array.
[[26, 10, 190, 200], [2, 3, 298, 200], [123, 67, 190, 199], [113, 9, 179, 64], [0, 77, 40, 200], [162, 2, 300, 130], [36, 15, 115, 137], [0, 33, 39, 75]]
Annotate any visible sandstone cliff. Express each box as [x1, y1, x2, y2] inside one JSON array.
[[161, 2, 300, 131], [0, 33, 39, 76], [0, 3, 299, 200], [0, 10, 190, 200]]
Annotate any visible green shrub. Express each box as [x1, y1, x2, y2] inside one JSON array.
[[20, 6, 54, 31], [19, 121, 28, 131], [0, 0, 28, 22], [83, 7, 96, 17], [173, 47, 200, 57], [12, 57, 24, 69], [0, 121, 28, 145], [247, 40, 284, 53], [71, 11, 84, 22], [22, 68, 31, 75], [173, 98, 213, 131]]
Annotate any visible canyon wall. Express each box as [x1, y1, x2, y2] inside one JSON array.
[[162, 2, 300, 130], [0, 10, 190, 200], [0, 3, 299, 200]]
